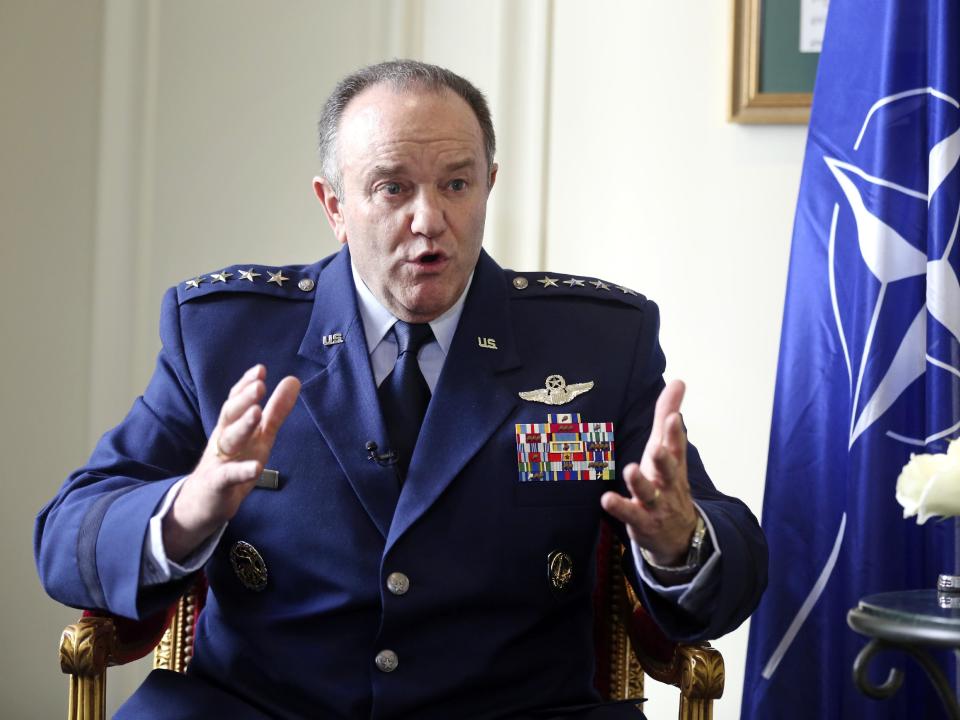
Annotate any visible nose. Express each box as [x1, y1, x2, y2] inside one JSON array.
[[409, 188, 447, 239]]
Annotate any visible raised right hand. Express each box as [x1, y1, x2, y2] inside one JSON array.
[[163, 364, 301, 562]]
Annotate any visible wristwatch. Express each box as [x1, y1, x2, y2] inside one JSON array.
[[639, 511, 711, 576]]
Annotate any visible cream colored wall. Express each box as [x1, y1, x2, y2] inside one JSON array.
[[5, 1, 804, 718], [1, 2, 105, 717]]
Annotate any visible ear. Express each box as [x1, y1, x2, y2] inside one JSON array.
[[487, 162, 499, 191], [314, 177, 348, 245]]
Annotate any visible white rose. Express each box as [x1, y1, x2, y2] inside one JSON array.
[[896, 439, 960, 524]]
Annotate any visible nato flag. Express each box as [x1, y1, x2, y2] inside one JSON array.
[[742, 1, 960, 717]]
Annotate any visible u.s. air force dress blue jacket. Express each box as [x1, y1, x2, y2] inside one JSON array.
[[35, 247, 767, 719]]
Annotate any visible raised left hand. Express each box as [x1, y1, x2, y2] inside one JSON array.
[[601, 379, 699, 566]]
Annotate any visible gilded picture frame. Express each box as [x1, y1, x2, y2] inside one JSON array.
[[729, 0, 821, 124]]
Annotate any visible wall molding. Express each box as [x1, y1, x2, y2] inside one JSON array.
[[490, 0, 553, 271], [379, 0, 424, 59], [88, 0, 152, 438]]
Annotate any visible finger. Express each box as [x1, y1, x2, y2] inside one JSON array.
[[651, 444, 680, 488], [228, 364, 266, 400], [663, 411, 687, 458], [216, 404, 262, 458], [216, 459, 263, 486], [622, 462, 661, 507], [649, 379, 686, 448], [601, 490, 645, 529], [260, 376, 302, 440], [220, 380, 266, 426]]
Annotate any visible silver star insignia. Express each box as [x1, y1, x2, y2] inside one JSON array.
[[184, 277, 205, 290], [518, 374, 595, 406], [615, 285, 638, 296], [562, 278, 585, 287], [238, 269, 261, 282], [267, 270, 289, 287], [538, 276, 559, 288], [590, 280, 611, 291], [210, 271, 233, 283]]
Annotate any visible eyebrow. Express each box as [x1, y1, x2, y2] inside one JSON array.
[[443, 158, 477, 173], [367, 158, 478, 180], [369, 163, 405, 180]]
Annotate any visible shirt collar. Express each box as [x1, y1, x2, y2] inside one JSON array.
[[350, 258, 472, 357]]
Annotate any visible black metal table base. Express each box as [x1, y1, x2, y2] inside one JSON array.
[[852, 638, 960, 717]]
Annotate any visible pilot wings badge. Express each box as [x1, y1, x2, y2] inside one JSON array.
[[518, 374, 594, 406]]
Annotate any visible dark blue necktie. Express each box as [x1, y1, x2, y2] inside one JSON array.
[[378, 321, 434, 477]]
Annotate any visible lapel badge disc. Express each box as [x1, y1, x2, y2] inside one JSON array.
[[519, 374, 594, 406], [322, 332, 344, 346], [516, 414, 615, 482], [230, 541, 268, 591], [547, 550, 574, 592]]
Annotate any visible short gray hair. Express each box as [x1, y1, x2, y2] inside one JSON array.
[[317, 59, 496, 198]]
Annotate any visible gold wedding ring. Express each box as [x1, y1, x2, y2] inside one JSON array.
[[216, 435, 238, 461], [642, 487, 661, 511]]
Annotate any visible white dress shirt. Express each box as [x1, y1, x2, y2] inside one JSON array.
[[351, 260, 470, 392]]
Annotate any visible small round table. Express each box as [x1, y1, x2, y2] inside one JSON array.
[[848, 589, 960, 717]]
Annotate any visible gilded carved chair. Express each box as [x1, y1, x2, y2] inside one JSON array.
[[59, 524, 723, 720], [591, 524, 725, 719]]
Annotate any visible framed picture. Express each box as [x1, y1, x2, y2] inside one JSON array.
[[729, 0, 824, 124]]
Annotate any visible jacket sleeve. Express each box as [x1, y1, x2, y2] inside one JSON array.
[[34, 287, 209, 619], [610, 298, 769, 643]]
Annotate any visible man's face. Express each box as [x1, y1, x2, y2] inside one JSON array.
[[316, 84, 497, 323]]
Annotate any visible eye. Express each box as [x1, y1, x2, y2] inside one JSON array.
[[374, 181, 404, 196], [448, 179, 467, 192]]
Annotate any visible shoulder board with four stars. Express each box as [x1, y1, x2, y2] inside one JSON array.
[[505, 270, 647, 308], [176, 264, 318, 305]]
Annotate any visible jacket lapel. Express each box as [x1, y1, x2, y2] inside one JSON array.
[[387, 251, 522, 550], [297, 248, 399, 539]]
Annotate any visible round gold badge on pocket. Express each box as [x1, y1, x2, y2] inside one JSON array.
[[230, 540, 268, 591], [547, 550, 574, 592]]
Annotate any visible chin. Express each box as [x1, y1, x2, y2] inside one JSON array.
[[400, 287, 458, 322]]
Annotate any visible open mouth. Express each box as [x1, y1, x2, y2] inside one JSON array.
[[412, 251, 448, 269]]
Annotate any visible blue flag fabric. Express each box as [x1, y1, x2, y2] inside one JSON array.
[[742, 1, 960, 718]]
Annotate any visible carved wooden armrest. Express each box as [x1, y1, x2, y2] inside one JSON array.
[[58, 580, 207, 720], [634, 641, 725, 720], [622, 581, 725, 720], [633, 636, 725, 696], [60, 616, 118, 720]]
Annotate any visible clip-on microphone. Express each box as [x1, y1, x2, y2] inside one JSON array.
[[366, 441, 398, 466]]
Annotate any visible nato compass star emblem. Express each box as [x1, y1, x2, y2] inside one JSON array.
[[826, 87, 960, 450]]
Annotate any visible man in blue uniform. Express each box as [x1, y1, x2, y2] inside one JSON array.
[[35, 60, 767, 718]]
